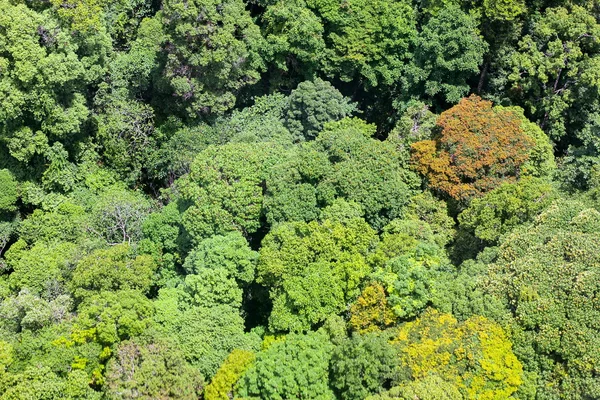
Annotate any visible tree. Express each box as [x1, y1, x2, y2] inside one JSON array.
[[74, 290, 154, 345], [0, 289, 72, 333], [283, 79, 356, 141], [503, 6, 600, 140], [212, 93, 293, 144], [204, 349, 255, 400], [178, 142, 286, 241], [183, 231, 257, 284], [159, 0, 265, 117], [0, 169, 18, 215], [0, 1, 96, 168], [236, 332, 335, 399], [314, 118, 420, 229], [104, 338, 204, 400], [330, 332, 400, 400], [257, 217, 378, 332], [368, 219, 454, 321], [70, 244, 156, 299], [393, 308, 524, 399], [477, 200, 600, 398], [404, 5, 487, 106], [90, 188, 152, 245], [366, 374, 462, 400], [411, 95, 551, 202], [349, 283, 397, 333], [154, 288, 260, 379], [6, 240, 77, 295], [458, 176, 558, 245], [307, 0, 417, 88], [1, 366, 101, 400], [259, 0, 325, 86]]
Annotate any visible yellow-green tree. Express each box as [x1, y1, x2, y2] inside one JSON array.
[[393, 308, 523, 399]]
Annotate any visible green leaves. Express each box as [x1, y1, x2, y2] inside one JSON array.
[[258, 218, 377, 332], [104, 339, 203, 400], [405, 5, 487, 105], [160, 0, 265, 116], [237, 332, 335, 399], [70, 244, 156, 299], [477, 200, 600, 397], [283, 79, 356, 141]]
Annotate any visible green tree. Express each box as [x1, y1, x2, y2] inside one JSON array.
[[6, 240, 77, 295], [0, 169, 18, 215], [205, 349, 255, 400], [368, 219, 454, 320], [258, 217, 378, 332], [259, 0, 325, 86], [478, 200, 600, 398], [70, 244, 156, 299], [458, 177, 558, 245], [283, 78, 356, 141], [159, 0, 265, 116], [183, 231, 257, 284], [503, 6, 600, 140], [0, 1, 89, 145], [330, 332, 400, 400], [404, 5, 487, 106], [314, 118, 420, 229], [307, 0, 417, 88], [154, 288, 260, 379], [74, 290, 154, 345], [104, 338, 204, 400], [366, 374, 462, 400], [236, 332, 335, 399], [178, 142, 286, 241]]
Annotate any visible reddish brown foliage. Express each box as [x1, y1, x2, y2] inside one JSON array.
[[411, 95, 534, 201]]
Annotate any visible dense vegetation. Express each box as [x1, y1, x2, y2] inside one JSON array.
[[1, 0, 599, 398]]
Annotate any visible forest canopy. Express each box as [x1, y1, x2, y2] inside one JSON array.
[[1, 0, 599, 399]]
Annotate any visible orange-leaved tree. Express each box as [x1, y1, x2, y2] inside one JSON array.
[[411, 95, 536, 202]]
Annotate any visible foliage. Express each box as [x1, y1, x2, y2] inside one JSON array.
[[366, 374, 462, 400], [405, 5, 487, 105], [411, 95, 549, 202], [259, 0, 325, 83], [478, 200, 600, 398], [0, 169, 18, 214], [369, 219, 454, 320], [159, 0, 264, 116], [104, 338, 204, 399], [258, 217, 377, 332], [458, 177, 558, 244], [349, 283, 397, 333], [308, 0, 417, 88], [503, 6, 600, 140], [6, 240, 77, 295], [154, 288, 260, 379], [283, 78, 356, 141], [183, 231, 257, 284], [393, 308, 524, 399], [314, 118, 420, 229], [74, 290, 154, 345], [330, 332, 400, 400], [3, 0, 600, 397], [204, 349, 255, 400], [70, 244, 156, 299], [236, 332, 335, 399], [179, 142, 286, 241]]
